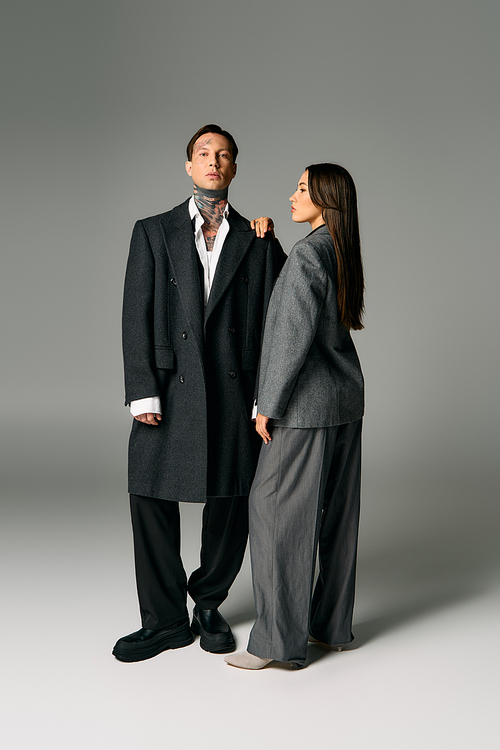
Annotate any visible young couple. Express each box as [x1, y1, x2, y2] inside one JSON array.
[[113, 124, 364, 671]]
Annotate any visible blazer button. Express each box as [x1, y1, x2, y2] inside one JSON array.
[[241, 276, 248, 284], [228, 371, 237, 379], [170, 278, 177, 286], [228, 327, 235, 334], [182, 332, 188, 340], [179, 375, 185, 383]]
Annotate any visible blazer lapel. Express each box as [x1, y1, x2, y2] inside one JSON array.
[[159, 200, 204, 357], [204, 207, 254, 325]]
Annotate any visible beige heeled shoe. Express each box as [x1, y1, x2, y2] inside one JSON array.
[[224, 650, 273, 670]]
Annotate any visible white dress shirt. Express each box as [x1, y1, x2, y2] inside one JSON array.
[[129, 196, 230, 417]]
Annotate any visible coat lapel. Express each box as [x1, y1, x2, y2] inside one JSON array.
[[204, 207, 254, 325], [159, 200, 204, 357]]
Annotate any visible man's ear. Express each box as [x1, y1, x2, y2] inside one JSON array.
[[185, 161, 192, 177], [232, 163, 237, 178]]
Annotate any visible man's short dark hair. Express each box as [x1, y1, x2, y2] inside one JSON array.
[[186, 124, 238, 162]]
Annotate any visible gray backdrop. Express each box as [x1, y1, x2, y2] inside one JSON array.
[[1, 1, 499, 748]]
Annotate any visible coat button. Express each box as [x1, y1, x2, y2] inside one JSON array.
[[241, 276, 248, 284], [228, 371, 237, 379], [179, 375, 185, 383], [228, 327, 235, 334], [170, 278, 177, 286], [182, 332, 188, 340]]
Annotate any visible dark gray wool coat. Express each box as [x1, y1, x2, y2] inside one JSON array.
[[122, 198, 285, 503]]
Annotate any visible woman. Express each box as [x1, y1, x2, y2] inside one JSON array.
[[225, 163, 365, 670]]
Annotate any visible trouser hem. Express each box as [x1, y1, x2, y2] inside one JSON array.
[[247, 634, 307, 665], [141, 614, 190, 631]]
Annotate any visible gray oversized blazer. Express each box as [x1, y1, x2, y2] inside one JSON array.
[[256, 225, 364, 428]]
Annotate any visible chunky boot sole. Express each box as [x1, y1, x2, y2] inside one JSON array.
[[113, 624, 194, 662], [191, 616, 236, 654]]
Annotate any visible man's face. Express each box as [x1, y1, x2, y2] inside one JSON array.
[[185, 133, 237, 191]]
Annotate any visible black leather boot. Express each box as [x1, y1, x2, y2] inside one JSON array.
[[191, 607, 236, 654], [112, 621, 194, 662]]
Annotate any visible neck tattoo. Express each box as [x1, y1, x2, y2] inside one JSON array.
[[193, 184, 228, 252]]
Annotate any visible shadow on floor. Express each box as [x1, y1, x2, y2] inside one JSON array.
[[228, 516, 499, 668]]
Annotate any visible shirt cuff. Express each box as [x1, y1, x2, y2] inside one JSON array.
[[251, 400, 258, 420], [130, 397, 162, 417]]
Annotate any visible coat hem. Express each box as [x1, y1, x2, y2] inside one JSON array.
[[128, 487, 249, 503]]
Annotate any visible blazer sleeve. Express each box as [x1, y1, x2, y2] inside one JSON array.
[[257, 240, 327, 419], [122, 220, 160, 405]]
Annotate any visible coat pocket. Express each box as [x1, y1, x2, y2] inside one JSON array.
[[155, 347, 175, 369], [241, 348, 259, 370]]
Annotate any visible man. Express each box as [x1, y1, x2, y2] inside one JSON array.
[[113, 125, 285, 662]]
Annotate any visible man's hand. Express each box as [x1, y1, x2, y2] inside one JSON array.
[[255, 413, 272, 444], [250, 217, 274, 238], [134, 412, 162, 426]]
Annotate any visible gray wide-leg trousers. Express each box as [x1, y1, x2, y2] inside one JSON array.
[[247, 419, 362, 666]]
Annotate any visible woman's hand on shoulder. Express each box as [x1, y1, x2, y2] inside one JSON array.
[[255, 413, 272, 444], [251, 217, 274, 238]]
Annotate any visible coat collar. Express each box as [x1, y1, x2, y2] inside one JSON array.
[[204, 204, 254, 324], [159, 199, 204, 356], [159, 199, 255, 340]]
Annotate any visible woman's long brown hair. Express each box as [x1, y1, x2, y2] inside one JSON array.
[[306, 163, 364, 330]]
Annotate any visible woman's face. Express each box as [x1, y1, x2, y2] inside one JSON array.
[[289, 171, 324, 229]]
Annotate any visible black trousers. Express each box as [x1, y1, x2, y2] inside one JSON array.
[[130, 494, 248, 630]]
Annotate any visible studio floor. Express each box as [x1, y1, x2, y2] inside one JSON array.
[[2, 432, 499, 750]]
